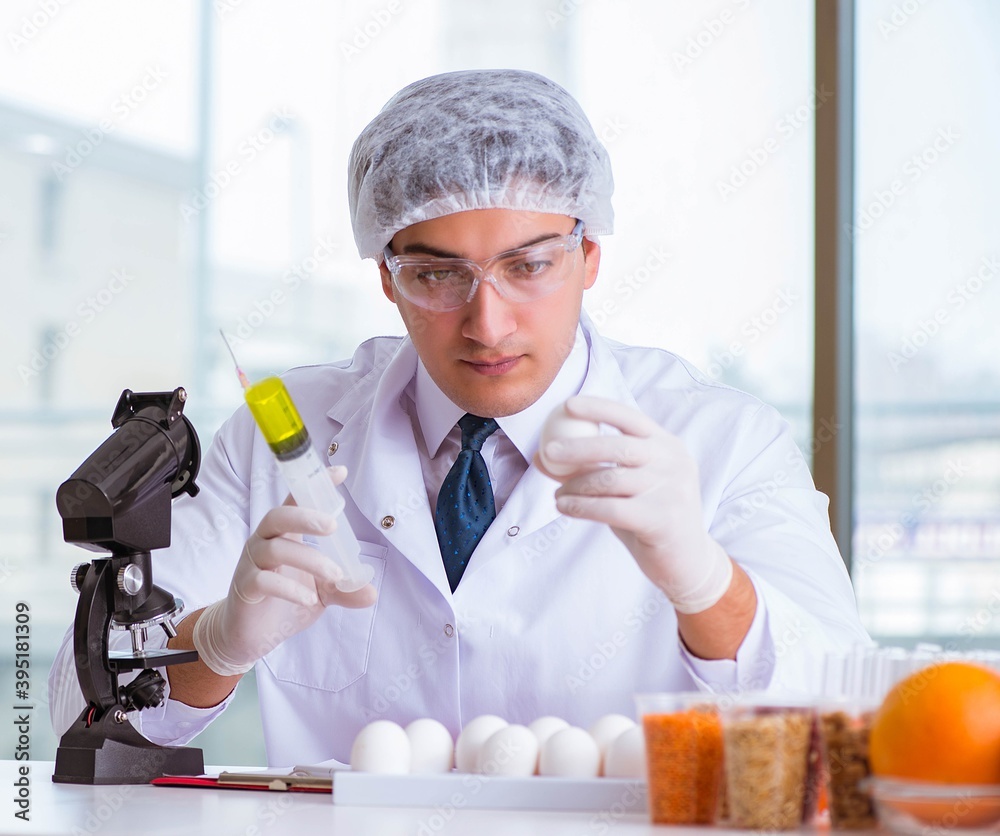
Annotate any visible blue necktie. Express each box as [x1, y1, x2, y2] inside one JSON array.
[[435, 414, 499, 592]]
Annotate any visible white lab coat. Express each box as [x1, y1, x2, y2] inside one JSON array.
[[49, 317, 869, 766]]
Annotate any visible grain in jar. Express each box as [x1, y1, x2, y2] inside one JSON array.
[[721, 704, 816, 830]]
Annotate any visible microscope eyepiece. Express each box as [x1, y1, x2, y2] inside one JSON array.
[[56, 388, 200, 554]]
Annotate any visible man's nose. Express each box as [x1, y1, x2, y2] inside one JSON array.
[[461, 277, 516, 347]]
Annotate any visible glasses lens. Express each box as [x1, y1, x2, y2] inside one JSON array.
[[394, 262, 475, 311], [493, 239, 576, 301]]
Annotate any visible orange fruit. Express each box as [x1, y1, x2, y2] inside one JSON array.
[[870, 661, 1000, 784], [870, 661, 1000, 829]]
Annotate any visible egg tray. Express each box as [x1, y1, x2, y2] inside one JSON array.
[[332, 771, 648, 813]]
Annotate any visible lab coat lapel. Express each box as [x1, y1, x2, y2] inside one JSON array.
[[466, 462, 562, 569], [325, 339, 453, 602], [576, 319, 644, 410]]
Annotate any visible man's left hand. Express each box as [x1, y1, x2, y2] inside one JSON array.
[[534, 395, 733, 614]]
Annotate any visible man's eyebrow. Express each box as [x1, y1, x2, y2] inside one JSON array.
[[399, 231, 564, 258]]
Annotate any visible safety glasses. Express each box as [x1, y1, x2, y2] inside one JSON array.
[[382, 219, 585, 312]]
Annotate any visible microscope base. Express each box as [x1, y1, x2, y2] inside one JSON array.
[[53, 710, 204, 785]]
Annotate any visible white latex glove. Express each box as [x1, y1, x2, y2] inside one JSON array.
[[193, 466, 377, 677], [534, 396, 733, 615]]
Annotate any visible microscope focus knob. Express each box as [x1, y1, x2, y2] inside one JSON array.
[[117, 564, 145, 595], [69, 563, 90, 594]]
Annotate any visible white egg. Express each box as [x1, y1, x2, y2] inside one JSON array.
[[603, 725, 646, 779], [405, 718, 454, 774], [477, 724, 539, 777], [538, 402, 600, 477], [350, 720, 410, 774], [528, 715, 570, 749], [538, 726, 601, 778], [455, 715, 508, 773], [587, 714, 637, 775]]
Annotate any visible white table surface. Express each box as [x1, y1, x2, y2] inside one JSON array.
[[2, 760, 691, 836]]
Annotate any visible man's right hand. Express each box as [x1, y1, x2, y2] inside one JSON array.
[[192, 465, 377, 678]]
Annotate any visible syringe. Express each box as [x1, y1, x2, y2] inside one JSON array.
[[221, 333, 375, 593]]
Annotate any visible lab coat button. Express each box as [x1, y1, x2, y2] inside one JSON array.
[[380, 515, 395, 529], [506, 526, 520, 537], [327, 441, 339, 456], [443, 624, 454, 637]]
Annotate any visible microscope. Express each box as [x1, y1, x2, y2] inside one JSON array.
[[52, 388, 205, 784]]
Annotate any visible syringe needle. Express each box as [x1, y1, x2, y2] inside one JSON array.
[[219, 329, 251, 390]]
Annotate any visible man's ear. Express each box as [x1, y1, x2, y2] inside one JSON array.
[[581, 238, 601, 290], [379, 261, 396, 303]]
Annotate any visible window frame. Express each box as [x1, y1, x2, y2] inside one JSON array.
[[813, 0, 855, 572]]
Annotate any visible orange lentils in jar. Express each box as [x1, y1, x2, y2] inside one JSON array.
[[642, 708, 724, 825]]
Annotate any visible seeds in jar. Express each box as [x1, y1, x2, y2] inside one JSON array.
[[820, 709, 877, 830], [723, 710, 813, 830], [643, 709, 724, 824]]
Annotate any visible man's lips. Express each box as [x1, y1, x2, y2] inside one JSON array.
[[463, 356, 522, 376]]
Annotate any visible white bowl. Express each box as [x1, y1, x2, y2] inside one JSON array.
[[866, 777, 1000, 834]]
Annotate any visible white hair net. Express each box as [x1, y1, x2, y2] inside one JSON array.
[[348, 69, 615, 260]]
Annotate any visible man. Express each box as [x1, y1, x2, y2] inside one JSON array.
[[50, 69, 869, 766]]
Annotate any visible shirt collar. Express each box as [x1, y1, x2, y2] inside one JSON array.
[[413, 323, 591, 460], [413, 364, 465, 457]]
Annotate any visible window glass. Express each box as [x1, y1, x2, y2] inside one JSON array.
[[580, 1, 814, 448], [853, 0, 1000, 647]]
